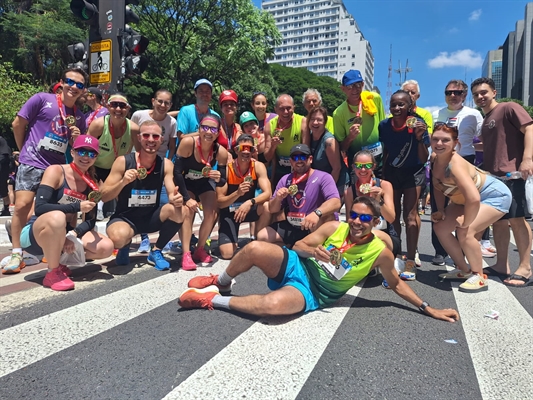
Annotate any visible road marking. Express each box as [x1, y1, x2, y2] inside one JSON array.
[[0, 261, 230, 378], [163, 283, 365, 399]]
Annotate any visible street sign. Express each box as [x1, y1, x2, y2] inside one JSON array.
[[89, 39, 112, 84]]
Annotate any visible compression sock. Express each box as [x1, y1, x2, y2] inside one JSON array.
[[155, 220, 183, 249]]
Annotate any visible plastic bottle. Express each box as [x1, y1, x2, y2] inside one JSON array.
[[505, 171, 523, 180], [525, 175, 533, 214]]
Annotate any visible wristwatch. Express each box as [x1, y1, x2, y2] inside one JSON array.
[[418, 301, 429, 314], [250, 198, 256, 206], [314, 209, 323, 218]]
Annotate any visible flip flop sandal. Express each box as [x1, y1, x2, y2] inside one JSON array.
[[503, 274, 533, 287]]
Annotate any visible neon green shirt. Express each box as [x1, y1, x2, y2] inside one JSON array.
[[269, 114, 304, 168], [94, 115, 133, 170], [302, 222, 386, 308]]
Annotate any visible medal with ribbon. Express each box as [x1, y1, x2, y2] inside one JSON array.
[[70, 162, 101, 203], [136, 153, 156, 180], [329, 235, 356, 267], [347, 101, 363, 125], [56, 94, 77, 128], [274, 117, 293, 140], [287, 170, 310, 196], [235, 159, 253, 183], [196, 137, 214, 177]]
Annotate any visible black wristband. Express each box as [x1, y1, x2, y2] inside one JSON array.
[[419, 301, 429, 313]]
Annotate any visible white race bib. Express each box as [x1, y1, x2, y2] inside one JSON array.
[[184, 169, 204, 180], [57, 188, 86, 205], [39, 132, 68, 154], [362, 141, 382, 157], [128, 189, 157, 207], [278, 156, 291, 167], [287, 212, 305, 227], [229, 202, 242, 213]]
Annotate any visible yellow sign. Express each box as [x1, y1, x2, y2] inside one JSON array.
[[89, 39, 112, 85]]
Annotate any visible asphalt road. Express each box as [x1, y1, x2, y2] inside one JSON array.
[[1, 212, 532, 400]]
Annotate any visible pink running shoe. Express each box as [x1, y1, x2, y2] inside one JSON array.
[[178, 286, 220, 310], [181, 252, 197, 271], [188, 273, 232, 293], [43, 268, 75, 291], [58, 264, 72, 277], [193, 246, 212, 264]]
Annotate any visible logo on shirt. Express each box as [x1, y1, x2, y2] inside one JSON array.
[[45, 102, 53, 109], [290, 190, 306, 209], [488, 119, 496, 129]]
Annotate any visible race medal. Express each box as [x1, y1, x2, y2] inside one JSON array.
[[288, 184, 298, 196], [359, 183, 372, 194], [65, 115, 76, 127], [253, 137, 258, 146], [244, 176, 253, 183], [202, 166, 212, 177], [137, 167, 147, 180], [329, 249, 343, 267], [274, 129, 282, 138], [406, 117, 417, 128], [88, 190, 102, 203], [352, 116, 363, 125]]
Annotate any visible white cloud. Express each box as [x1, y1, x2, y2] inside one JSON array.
[[427, 49, 483, 69], [448, 27, 459, 34], [469, 9, 482, 21]]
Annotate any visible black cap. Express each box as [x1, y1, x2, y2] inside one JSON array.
[[290, 144, 311, 155], [87, 87, 103, 100]]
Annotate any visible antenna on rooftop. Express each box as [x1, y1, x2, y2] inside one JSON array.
[[386, 45, 393, 108]]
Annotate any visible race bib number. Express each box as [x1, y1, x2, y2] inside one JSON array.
[[278, 156, 291, 167], [287, 212, 305, 227], [317, 245, 352, 280], [57, 188, 86, 205], [362, 142, 382, 157], [229, 202, 242, 213], [39, 132, 68, 154], [184, 169, 204, 180], [128, 189, 157, 207]]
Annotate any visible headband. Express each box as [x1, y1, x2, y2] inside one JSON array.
[[108, 95, 129, 105]]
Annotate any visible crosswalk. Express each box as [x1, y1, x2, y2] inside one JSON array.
[[1, 215, 532, 400]]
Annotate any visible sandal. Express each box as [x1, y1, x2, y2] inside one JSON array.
[[503, 274, 533, 287]]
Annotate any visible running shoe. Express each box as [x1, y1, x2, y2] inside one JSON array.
[[168, 241, 183, 255], [1, 252, 25, 275], [1, 207, 10, 216], [116, 246, 130, 265], [400, 260, 416, 281], [193, 246, 212, 264], [431, 254, 446, 266], [414, 250, 421, 267], [480, 243, 497, 258], [161, 241, 172, 254], [43, 268, 75, 291], [181, 252, 197, 271], [58, 264, 72, 277], [382, 279, 391, 289], [178, 286, 220, 310], [459, 274, 488, 293], [147, 248, 170, 271], [188, 273, 232, 293], [138, 237, 151, 253], [438, 268, 472, 280]]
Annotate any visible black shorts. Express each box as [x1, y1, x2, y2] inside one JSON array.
[[386, 223, 401, 257], [0, 158, 9, 198], [95, 166, 111, 182], [108, 206, 163, 235], [218, 206, 260, 245], [501, 178, 527, 219], [384, 165, 426, 190], [185, 178, 215, 200], [269, 219, 310, 248]]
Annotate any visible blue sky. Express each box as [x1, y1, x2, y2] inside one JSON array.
[[253, 0, 531, 113]]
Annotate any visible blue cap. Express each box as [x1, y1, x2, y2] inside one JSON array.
[[342, 70, 364, 86], [194, 78, 213, 90]]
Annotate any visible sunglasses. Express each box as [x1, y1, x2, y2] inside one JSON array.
[[201, 125, 219, 134], [349, 211, 375, 223], [140, 133, 161, 140], [353, 162, 373, 170], [155, 99, 171, 107], [109, 101, 129, 109], [444, 90, 465, 96], [64, 77, 85, 90], [76, 149, 97, 159], [235, 144, 255, 153], [433, 121, 459, 132], [86, 93, 95, 98], [291, 154, 309, 162]]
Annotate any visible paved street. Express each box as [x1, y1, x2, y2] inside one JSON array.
[[1, 212, 532, 400]]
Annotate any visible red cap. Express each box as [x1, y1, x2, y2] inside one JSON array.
[[53, 83, 62, 93], [219, 90, 238, 106]]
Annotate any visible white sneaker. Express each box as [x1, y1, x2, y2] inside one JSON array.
[[414, 250, 421, 267], [480, 243, 496, 258]]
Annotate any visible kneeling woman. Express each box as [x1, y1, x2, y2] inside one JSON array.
[[20, 136, 114, 291], [431, 123, 512, 292]]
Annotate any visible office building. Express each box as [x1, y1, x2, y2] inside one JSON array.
[[482, 49, 503, 99], [261, 0, 374, 87]]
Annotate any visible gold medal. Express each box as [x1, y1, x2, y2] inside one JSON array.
[[329, 249, 342, 267], [406, 117, 417, 128], [274, 129, 282, 137], [352, 116, 362, 125], [202, 166, 212, 177], [288, 184, 298, 196], [137, 167, 147, 180], [359, 183, 372, 194], [244, 176, 253, 183], [88, 190, 102, 203], [65, 115, 76, 127], [253, 137, 258, 146]]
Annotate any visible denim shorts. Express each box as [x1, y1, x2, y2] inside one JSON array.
[[480, 175, 512, 214], [267, 247, 319, 313]]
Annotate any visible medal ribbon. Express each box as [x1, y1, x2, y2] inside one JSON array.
[[288, 170, 310, 187], [196, 137, 214, 166], [222, 120, 238, 149], [346, 101, 362, 118], [56, 94, 77, 128], [136, 154, 156, 176], [235, 160, 252, 179], [108, 118, 127, 158], [70, 162, 99, 191], [86, 105, 102, 126], [275, 116, 293, 134], [336, 235, 357, 255]]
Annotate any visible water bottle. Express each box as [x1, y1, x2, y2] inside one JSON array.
[[525, 175, 533, 214], [506, 171, 523, 180]]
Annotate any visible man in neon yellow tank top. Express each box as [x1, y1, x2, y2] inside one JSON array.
[[178, 197, 459, 322]]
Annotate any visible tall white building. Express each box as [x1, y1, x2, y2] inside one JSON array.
[[262, 0, 374, 87]]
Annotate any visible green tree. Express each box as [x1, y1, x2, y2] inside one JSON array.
[[0, 56, 42, 148]]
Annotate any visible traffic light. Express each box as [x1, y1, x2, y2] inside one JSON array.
[[70, 0, 99, 25], [67, 41, 88, 71], [122, 2, 149, 76]]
